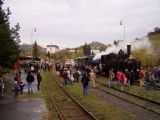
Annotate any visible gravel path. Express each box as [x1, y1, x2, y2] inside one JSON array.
[[90, 88, 160, 120]]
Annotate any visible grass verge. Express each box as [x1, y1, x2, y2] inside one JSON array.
[[97, 75, 160, 103], [53, 73, 136, 120]]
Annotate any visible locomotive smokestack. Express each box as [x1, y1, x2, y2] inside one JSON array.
[[127, 45, 131, 56]]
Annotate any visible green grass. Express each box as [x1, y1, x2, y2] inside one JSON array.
[[63, 83, 136, 120], [41, 71, 61, 120], [52, 72, 137, 120], [97, 75, 160, 103]]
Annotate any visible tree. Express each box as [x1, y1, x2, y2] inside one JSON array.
[[32, 41, 39, 60], [46, 51, 50, 61], [83, 43, 91, 56], [113, 40, 118, 46], [154, 27, 160, 33], [0, 1, 20, 67]]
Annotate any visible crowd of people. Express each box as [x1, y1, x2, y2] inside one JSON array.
[[1, 61, 160, 98], [55, 62, 160, 96], [55, 63, 96, 95], [113, 67, 160, 90]]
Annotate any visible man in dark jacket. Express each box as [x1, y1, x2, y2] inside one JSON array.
[[26, 71, 34, 93], [37, 71, 42, 91], [81, 72, 90, 96]]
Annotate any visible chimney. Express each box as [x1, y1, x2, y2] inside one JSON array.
[[127, 45, 131, 56]]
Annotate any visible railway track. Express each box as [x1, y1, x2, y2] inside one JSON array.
[[44, 74, 97, 120], [95, 81, 160, 115]]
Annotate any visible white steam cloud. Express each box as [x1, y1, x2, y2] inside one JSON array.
[[93, 36, 153, 60]]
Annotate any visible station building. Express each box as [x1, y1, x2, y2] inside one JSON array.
[[46, 44, 59, 54]]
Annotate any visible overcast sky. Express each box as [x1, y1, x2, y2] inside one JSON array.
[[4, 0, 160, 49]]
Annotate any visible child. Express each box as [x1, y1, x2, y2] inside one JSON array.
[[19, 82, 24, 94], [14, 81, 19, 97]]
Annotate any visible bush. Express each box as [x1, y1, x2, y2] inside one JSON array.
[[132, 49, 158, 68]]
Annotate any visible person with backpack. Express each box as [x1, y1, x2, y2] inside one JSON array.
[[81, 72, 90, 96], [26, 71, 34, 94]]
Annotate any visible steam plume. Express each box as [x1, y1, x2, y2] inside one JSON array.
[[93, 36, 153, 60]]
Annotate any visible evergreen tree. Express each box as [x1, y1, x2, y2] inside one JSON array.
[[83, 43, 91, 56], [32, 41, 39, 60], [47, 51, 50, 61], [0, 1, 20, 67]]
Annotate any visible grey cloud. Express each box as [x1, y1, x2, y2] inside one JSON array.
[[4, 0, 160, 48]]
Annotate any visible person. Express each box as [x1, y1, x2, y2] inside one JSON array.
[[0, 75, 4, 97], [108, 69, 115, 87], [119, 71, 126, 90], [139, 68, 144, 87], [144, 69, 155, 89], [37, 71, 42, 91], [14, 81, 19, 97], [26, 71, 34, 93], [14, 73, 21, 85], [19, 82, 24, 94], [116, 71, 120, 81], [130, 70, 135, 85], [75, 69, 81, 82], [66, 68, 71, 83], [89, 69, 96, 88], [125, 69, 131, 86], [153, 67, 159, 82], [62, 68, 68, 84], [81, 72, 90, 96], [19, 70, 21, 79]]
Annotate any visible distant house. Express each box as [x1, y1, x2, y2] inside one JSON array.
[[46, 44, 59, 54], [91, 46, 100, 54], [91, 49, 100, 54], [69, 49, 76, 53]]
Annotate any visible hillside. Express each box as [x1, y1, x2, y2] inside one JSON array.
[[149, 33, 160, 49], [20, 44, 46, 53], [89, 42, 106, 48], [148, 33, 160, 60]]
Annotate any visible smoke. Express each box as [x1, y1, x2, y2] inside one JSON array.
[[130, 37, 153, 54], [93, 36, 153, 60]]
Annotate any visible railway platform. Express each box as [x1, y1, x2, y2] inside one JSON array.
[[0, 70, 48, 120]]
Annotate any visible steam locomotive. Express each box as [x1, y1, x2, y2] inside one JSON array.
[[74, 45, 141, 75], [100, 45, 141, 75]]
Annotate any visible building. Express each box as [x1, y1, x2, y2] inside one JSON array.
[[46, 44, 59, 54], [91, 46, 100, 54]]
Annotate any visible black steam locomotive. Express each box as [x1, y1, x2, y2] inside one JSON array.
[[74, 45, 141, 75], [100, 45, 141, 75]]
